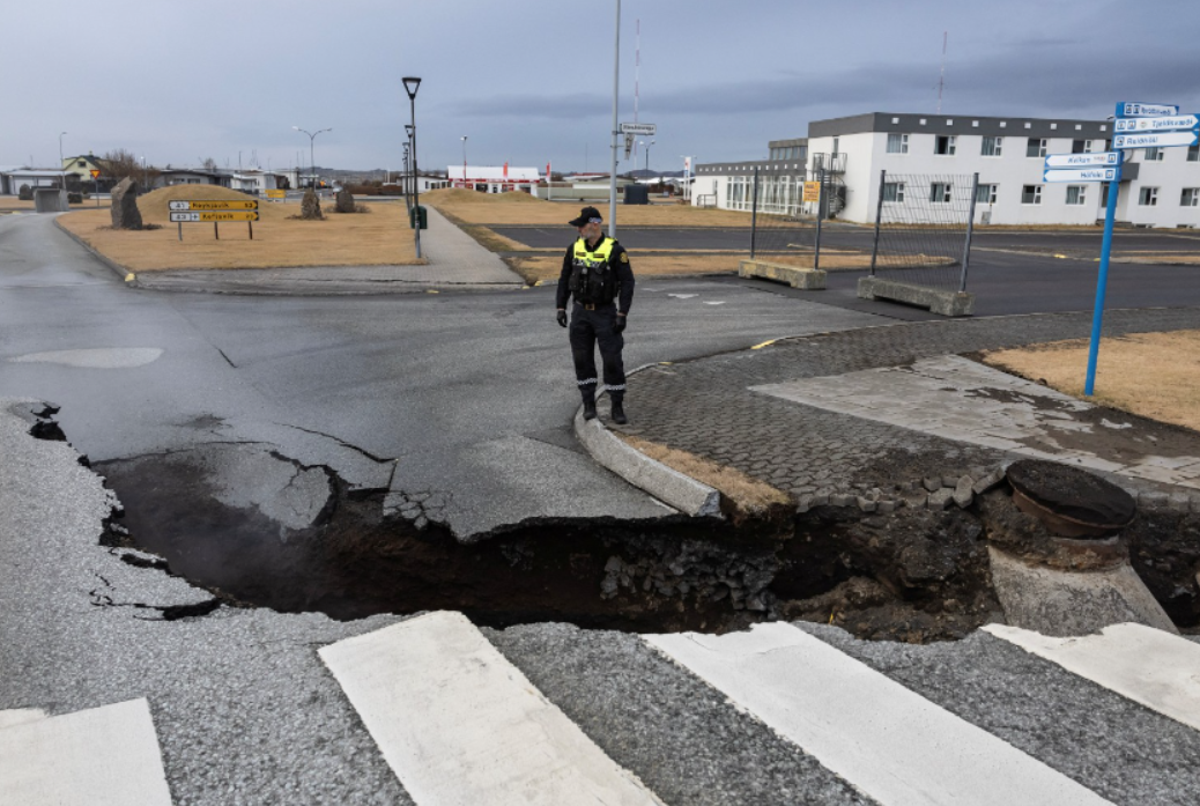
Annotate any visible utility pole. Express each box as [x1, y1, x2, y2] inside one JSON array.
[[608, 0, 621, 239]]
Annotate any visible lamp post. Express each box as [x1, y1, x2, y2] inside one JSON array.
[[461, 135, 468, 187], [643, 139, 655, 173], [292, 126, 332, 190], [404, 124, 414, 208], [58, 132, 67, 191], [402, 76, 423, 259], [402, 141, 410, 203]]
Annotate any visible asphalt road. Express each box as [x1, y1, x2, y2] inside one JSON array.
[[4, 211, 1200, 804]]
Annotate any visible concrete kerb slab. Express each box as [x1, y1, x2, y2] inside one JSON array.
[[858, 275, 974, 317], [53, 217, 135, 286]]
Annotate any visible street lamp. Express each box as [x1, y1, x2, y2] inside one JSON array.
[[58, 132, 67, 191], [292, 125, 332, 190], [404, 124, 414, 207], [643, 139, 656, 173], [461, 135, 468, 186], [402, 76, 422, 259]]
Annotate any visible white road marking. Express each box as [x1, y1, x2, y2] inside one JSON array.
[[984, 622, 1200, 732], [702, 301, 726, 305], [0, 698, 173, 806], [320, 611, 663, 806], [8, 347, 163, 368], [645, 622, 1113, 806], [666, 293, 698, 299]]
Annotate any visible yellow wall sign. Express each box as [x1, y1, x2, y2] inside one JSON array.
[[802, 181, 821, 203], [168, 200, 259, 211]]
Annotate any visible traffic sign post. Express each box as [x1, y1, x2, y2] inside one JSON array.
[[1043, 152, 1120, 168], [1115, 102, 1179, 118], [1113, 114, 1199, 133], [1113, 130, 1199, 150], [1042, 167, 1117, 183], [169, 200, 259, 241], [619, 122, 656, 136]]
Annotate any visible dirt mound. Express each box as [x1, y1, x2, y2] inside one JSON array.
[[138, 185, 255, 220], [423, 187, 544, 204]]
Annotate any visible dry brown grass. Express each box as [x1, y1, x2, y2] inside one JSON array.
[[423, 187, 756, 227], [981, 330, 1200, 432], [57, 186, 421, 270], [0, 196, 110, 212], [619, 434, 792, 514], [508, 254, 746, 283]]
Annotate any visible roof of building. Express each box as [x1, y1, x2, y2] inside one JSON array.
[[809, 112, 1112, 140]]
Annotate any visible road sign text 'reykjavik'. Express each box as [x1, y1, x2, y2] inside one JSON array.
[[619, 122, 656, 136], [169, 200, 258, 211]]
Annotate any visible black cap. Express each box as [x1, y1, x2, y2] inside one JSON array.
[[569, 206, 603, 227]]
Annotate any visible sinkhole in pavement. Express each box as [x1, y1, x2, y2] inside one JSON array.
[[91, 445, 1200, 642]]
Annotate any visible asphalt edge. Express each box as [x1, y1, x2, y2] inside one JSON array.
[[52, 215, 137, 287]]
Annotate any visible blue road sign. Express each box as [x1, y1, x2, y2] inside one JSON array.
[[1044, 152, 1120, 168], [1114, 115, 1199, 133], [1043, 167, 1117, 183], [1116, 102, 1180, 118], [1113, 130, 1199, 149]]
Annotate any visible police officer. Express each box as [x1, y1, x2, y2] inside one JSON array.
[[555, 206, 635, 424]]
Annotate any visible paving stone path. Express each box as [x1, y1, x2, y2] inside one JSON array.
[[616, 307, 1200, 507]]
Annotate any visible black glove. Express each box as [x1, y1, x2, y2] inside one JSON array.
[[614, 315, 627, 334], [556, 309, 568, 328]]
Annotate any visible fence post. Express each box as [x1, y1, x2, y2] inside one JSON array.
[[750, 167, 759, 259], [870, 169, 886, 277], [813, 167, 825, 272], [960, 172, 980, 292]]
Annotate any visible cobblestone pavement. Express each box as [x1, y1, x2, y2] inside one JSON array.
[[613, 307, 1200, 510]]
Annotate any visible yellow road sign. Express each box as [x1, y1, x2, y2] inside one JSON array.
[[168, 200, 259, 211], [802, 181, 821, 203], [170, 211, 259, 222], [89, 169, 101, 178], [265, 189, 286, 199]]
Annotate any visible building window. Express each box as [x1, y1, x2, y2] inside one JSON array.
[[1144, 148, 1165, 161], [1071, 139, 1088, 154], [1026, 138, 1047, 158], [1189, 145, 1200, 162], [1181, 188, 1200, 207], [882, 182, 905, 202], [981, 136, 1003, 156], [1065, 185, 1086, 205], [934, 135, 957, 155], [886, 133, 909, 154], [975, 183, 998, 204], [930, 182, 952, 203], [1139, 187, 1159, 206], [1084, 140, 1094, 153], [1022, 185, 1043, 204]]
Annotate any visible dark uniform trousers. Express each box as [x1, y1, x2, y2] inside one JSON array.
[[569, 302, 625, 403]]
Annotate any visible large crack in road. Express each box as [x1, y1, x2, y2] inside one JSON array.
[[24, 403, 1197, 642]]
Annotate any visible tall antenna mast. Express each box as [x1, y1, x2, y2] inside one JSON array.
[[633, 18, 641, 159], [937, 31, 947, 114]]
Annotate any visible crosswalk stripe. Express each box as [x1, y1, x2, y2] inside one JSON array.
[[319, 611, 664, 806], [0, 698, 173, 806], [984, 622, 1200, 732], [645, 622, 1114, 806]]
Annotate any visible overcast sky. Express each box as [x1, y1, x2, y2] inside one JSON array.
[[5, 0, 1200, 174]]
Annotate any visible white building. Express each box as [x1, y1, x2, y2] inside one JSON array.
[[694, 112, 1200, 228], [448, 165, 540, 194]]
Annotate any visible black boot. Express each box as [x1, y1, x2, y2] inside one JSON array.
[[610, 394, 628, 425], [581, 388, 597, 420]]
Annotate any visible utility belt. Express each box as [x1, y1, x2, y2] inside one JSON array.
[[574, 300, 615, 311]]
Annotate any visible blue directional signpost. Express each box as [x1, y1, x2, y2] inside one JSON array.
[[1067, 101, 1193, 395]]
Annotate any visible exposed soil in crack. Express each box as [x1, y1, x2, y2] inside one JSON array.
[[91, 441, 1200, 641]]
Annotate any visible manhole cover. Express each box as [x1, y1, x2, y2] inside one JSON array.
[[1006, 459, 1136, 537]]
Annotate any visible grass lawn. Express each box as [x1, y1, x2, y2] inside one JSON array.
[[981, 330, 1200, 432], [56, 186, 421, 271]]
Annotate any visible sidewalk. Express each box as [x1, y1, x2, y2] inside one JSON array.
[[579, 306, 1200, 516], [111, 206, 526, 295]]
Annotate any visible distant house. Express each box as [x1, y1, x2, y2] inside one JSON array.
[[447, 165, 539, 194], [155, 169, 226, 188], [2, 169, 64, 194], [61, 154, 106, 184]]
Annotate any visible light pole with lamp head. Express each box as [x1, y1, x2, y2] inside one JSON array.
[[402, 76, 422, 259], [644, 139, 655, 173], [58, 132, 67, 192], [461, 135, 468, 187], [404, 123, 414, 207], [292, 126, 332, 190]]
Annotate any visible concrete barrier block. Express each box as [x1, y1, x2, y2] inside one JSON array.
[[739, 259, 827, 290], [857, 276, 974, 317]]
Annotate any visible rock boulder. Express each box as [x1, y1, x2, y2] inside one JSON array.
[[110, 177, 143, 230], [300, 188, 323, 220]]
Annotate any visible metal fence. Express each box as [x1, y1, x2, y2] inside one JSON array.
[[868, 171, 980, 292], [746, 159, 847, 270]]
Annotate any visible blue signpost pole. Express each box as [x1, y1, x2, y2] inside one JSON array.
[[1085, 158, 1123, 396]]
